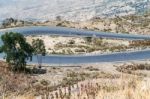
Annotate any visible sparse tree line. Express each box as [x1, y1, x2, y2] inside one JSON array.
[[0, 18, 33, 29], [1, 32, 150, 73], [0, 32, 46, 72]]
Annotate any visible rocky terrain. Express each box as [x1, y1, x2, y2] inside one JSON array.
[[1, 12, 150, 35], [0, 0, 150, 21]]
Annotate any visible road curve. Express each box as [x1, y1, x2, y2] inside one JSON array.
[[0, 26, 150, 65], [1, 26, 150, 40]]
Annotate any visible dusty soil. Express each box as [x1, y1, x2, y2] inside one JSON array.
[[1, 60, 150, 99]]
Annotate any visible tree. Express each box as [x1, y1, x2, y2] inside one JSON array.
[[0, 32, 33, 71], [2, 18, 16, 28], [32, 38, 46, 68]]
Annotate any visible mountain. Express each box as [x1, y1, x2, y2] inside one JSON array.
[[0, 0, 150, 22]]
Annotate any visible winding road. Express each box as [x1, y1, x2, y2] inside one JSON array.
[[0, 26, 150, 65]]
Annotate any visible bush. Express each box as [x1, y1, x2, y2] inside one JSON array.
[[85, 37, 92, 43], [40, 79, 49, 86], [68, 40, 75, 45]]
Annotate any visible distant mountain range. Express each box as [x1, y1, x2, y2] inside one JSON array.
[[0, 0, 150, 22]]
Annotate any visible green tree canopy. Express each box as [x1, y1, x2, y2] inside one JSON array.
[[0, 32, 33, 71], [32, 38, 46, 67]]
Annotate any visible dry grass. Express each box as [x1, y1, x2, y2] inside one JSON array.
[[116, 63, 150, 76], [0, 61, 150, 99], [0, 61, 36, 99], [130, 40, 150, 47], [15, 75, 150, 99]]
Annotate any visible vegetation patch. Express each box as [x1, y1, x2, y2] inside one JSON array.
[[116, 63, 150, 76]]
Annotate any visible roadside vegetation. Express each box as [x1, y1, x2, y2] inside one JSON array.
[[0, 32, 33, 72], [26, 35, 150, 55], [0, 32, 46, 72], [1, 12, 150, 35], [32, 38, 46, 68], [116, 63, 150, 76], [0, 34, 149, 99], [129, 40, 150, 47], [0, 16, 150, 98], [0, 62, 149, 99]]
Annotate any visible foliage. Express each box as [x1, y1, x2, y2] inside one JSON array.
[[32, 39, 46, 67], [2, 18, 16, 28], [0, 32, 33, 71]]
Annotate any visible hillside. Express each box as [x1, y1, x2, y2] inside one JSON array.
[[0, 0, 150, 22]]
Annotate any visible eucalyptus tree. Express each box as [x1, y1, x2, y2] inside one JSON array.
[[32, 38, 46, 68], [0, 32, 33, 72]]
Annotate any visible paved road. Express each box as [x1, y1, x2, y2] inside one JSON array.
[[0, 26, 150, 64], [1, 26, 150, 40]]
